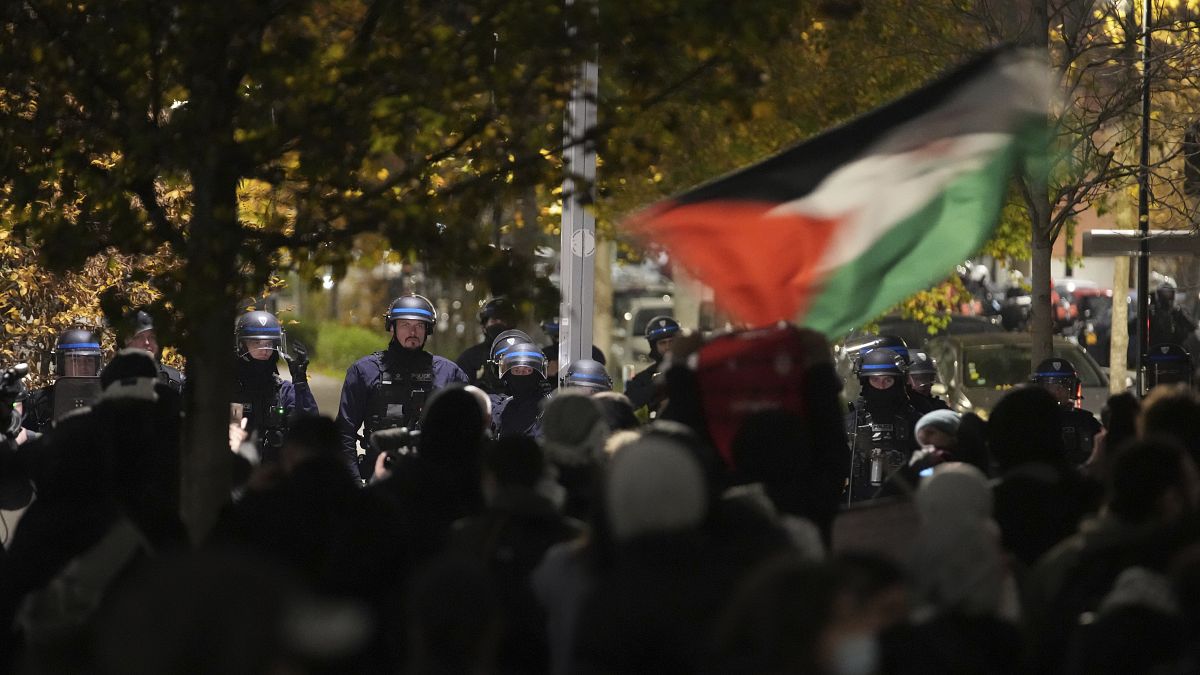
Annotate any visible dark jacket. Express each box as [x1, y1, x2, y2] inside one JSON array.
[[624, 363, 660, 413], [335, 348, 467, 478], [449, 488, 585, 675]]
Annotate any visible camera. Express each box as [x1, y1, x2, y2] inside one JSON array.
[[369, 426, 421, 469]]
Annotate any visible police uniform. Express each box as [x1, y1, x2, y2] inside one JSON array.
[[457, 298, 518, 392], [22, 328, 105, 432], [845, 348, 921, 502], [335, 294, 468, 480], [626, 316, 680, 413], [488, 341, 552, 439], [232, 310, 318, 462], [1032, 357, 1102, 466]]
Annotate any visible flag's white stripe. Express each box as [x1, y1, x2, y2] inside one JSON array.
[[770, 132, 1011, 275], [766, 53, 1047, 275]]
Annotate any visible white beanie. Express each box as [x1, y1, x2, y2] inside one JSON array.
[[605, 435, 707, 542]]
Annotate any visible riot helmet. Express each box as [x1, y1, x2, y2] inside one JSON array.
[[1032, 358, 1080, 407], [385, 294, 437, 331], [53, 328, 104, 377], [851, 335, 911, 372], [859, 345, 902, 384], [563, 359, 612, 393], [644, 315, 681, 360], [541, 319, 560, 340], [490, 329, 534, 367], [122, 309, 159, 355], [907, 351, 939, 395], [235, 310, 287, 362], [499, 342, 547, 380], [1155, 283, 1177, 311], [1145, 343, 1192, 391], [479, 297, 515, 326], [386, 294, 436, 349]]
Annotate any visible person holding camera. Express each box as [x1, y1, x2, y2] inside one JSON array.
[[335, 294, 468, 482], [232, 310, 317, 464]]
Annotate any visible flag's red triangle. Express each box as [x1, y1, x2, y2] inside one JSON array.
[[628, 200, 842, 327]]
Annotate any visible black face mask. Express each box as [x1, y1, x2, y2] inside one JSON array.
[[861, 379, 909, 412], [506, 374, 542, 397], [484, 323, 510, 343]]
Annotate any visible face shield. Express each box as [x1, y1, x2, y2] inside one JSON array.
[[236, 331, 287, 361], [499, 348, 547, 380], [56, 346, 103, 377]]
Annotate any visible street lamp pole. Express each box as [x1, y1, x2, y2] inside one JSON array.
[[1135, 0, 1152, 393]]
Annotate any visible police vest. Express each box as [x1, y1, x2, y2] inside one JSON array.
[[846, 402, 915, 499], [364, 349, 434, 440], [235, 376, 287, 454]]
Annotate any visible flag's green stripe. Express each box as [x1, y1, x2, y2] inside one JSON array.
[[800, 142, 1018, 337]]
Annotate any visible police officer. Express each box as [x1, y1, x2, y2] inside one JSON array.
[[490, 342, 552, 439], [562, 358, 612, 394], [624, 315, 679, 414], [847, 334, 911, 403], [456, 297, 518, 391], [1131, 283, 1197, 363], [22, 327, 105, 432], [120, 309, 185, 394], [541, 318, 607, 387], [1032, 357, 1102, 467], [233, 310, 318, 463], [1143, 343, 1193, 392], [336, 294, 468, 480], [845, 348, 921, 502], [907, 351, 949, 414]]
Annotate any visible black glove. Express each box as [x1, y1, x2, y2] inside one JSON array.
[[284, 340, 309, 384]]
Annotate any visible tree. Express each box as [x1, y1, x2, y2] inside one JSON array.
[[0, 0, 806, 538]]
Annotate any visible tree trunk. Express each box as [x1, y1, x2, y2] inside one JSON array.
[[179, 166, 240, 544], [1110, 255, 1130, 393], [1025, 0, 1054, 371], [1029, 194, 1055, 368]]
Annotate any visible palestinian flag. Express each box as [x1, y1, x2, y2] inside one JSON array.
[[625, 47, 1050, 336]]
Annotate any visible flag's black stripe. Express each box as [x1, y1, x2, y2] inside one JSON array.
[[672, 46, 1014, 207]]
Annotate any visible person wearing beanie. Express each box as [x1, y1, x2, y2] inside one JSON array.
[[99, 348, 161, 403], [907, 410, 962, 474], [572, 435, 721, 673], [883, 463, 1022, 675], [539, 391, 610, 520]]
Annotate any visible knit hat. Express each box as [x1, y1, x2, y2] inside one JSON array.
[[99, 348, 159, 403], [605, 435, 707, 542], [911, 463, 1004, 616], [914, 409, 961, 439], [540, 390, 609, 467]]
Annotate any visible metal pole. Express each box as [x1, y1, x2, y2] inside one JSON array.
[[559, 55, 598, 382], [1135, 0, 1152, 394]]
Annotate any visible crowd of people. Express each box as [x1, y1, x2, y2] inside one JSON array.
[[4, 293, 1200, 674]]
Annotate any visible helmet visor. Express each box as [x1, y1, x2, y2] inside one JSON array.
[[500, 350, 547, 379], [237, 333, 286, 360], [58, 350, 103, 377]]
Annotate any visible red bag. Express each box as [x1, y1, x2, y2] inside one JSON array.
[[694, 324, 831, 467]]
